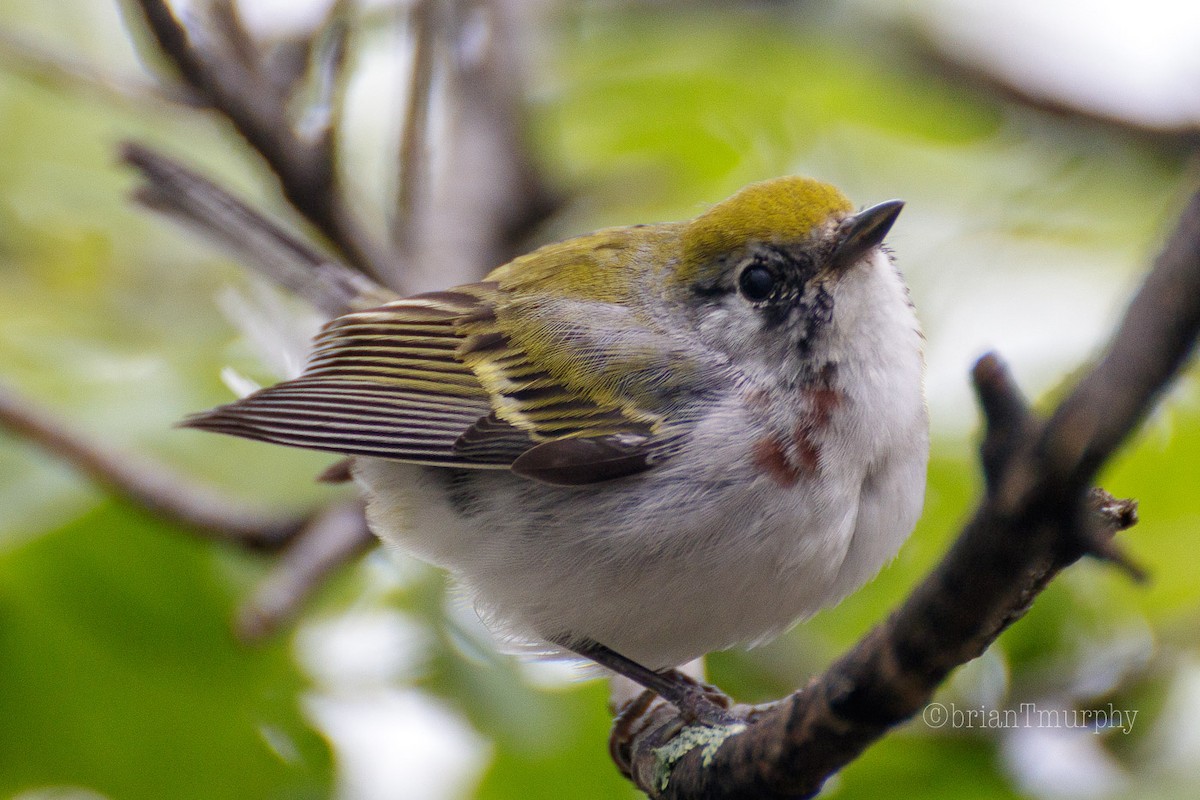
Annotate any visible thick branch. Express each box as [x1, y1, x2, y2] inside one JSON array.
[[616, 187, 1200, 798]]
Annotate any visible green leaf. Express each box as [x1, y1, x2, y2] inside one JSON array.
[[0, 502, 332, 800]]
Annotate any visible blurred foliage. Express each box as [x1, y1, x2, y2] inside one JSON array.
[[1, 2, 1199, 800], [0, 503, 331, 800]]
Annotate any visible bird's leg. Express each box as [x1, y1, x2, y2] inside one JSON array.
[[562, 638, 737, 726]]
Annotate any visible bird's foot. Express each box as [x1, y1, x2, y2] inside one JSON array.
[[563, 637, 738, 725], [660, 668, 738, 726]]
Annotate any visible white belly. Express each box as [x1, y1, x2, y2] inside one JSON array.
[[353, 391, 926, 669]]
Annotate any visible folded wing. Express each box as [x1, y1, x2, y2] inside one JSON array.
[[183, 284, 678, 480], [184, 288, 517, 467]]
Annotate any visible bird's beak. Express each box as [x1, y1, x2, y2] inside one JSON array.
[[829, 199, 904, 272]]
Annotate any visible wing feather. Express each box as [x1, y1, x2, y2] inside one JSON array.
[[184, 288, 517, 466], [185, 278, 694, 479]]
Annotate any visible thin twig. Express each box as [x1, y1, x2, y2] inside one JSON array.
[[131, 0, 395, 284], [393, 0, 439, 252], [236, 499, 375, 642], [0, 382, 304, 548], [121, 142, 395, 317], [208, 0, 260, 73]]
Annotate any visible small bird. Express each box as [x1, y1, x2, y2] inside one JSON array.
[[186, 176, 928, 722]]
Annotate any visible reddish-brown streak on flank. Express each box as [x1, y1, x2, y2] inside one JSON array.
[[793, 426, 822, 473], [790, 381, 843, 474], [753, 437, 802, 487], [807, 385, 842, 427], [747, 370, 844, 485]]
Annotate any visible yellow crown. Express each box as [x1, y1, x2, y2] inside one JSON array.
[[677, 176, 852, 284]]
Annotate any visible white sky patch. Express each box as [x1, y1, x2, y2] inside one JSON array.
[[230, 0, 336, 38], [909, 0, 1200, 128], [171, 0, 393, 40], [1142, 659, 1200, 779], [297, 607, 491, 800], [306, 689, 492, 800], [1002, 722, 1130, 798], [295, 609, 433, 689], [919, 263, 1125, 434]]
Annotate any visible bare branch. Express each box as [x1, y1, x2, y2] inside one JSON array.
[[0, 382, 304, 548], [208, 0, 260, 72], [400, 0, 558, 289], [121, 141, 395, 317], [393, 0, 439, 252], [614, 185, 1200, 798], [1082, 489, 1144, 582], [972, 352, 1034, 492], [130, 0, 395, 284], [236, 500, 374, 642], [1039, 186, 1200, 492]]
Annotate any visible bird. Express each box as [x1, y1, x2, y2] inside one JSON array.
[[184, 176, 929, 723]]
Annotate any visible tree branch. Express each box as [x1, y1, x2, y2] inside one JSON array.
[[130, 0, 395, 284], [614, 186, 1200, 798], [0, 382, 304, 548], [236, 499, 374, 642], [393, 0, 439, 253], [121, 141, 395, 317]]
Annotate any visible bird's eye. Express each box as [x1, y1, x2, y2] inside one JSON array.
[[738, 263, 776, 302]]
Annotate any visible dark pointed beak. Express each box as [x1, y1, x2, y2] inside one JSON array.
[[830, 199, 904, 271]]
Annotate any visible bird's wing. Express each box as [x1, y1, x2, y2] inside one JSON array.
[[184, 287, 510, 466], [183, 283, 685, 479]]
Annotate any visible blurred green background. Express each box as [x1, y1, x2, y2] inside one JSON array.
[[1, 1, 1199, 799]]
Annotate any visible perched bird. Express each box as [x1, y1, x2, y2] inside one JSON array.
[[186, 176, 928, 722]]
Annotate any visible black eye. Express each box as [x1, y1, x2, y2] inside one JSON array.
[[738, 263, 776, 302]]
